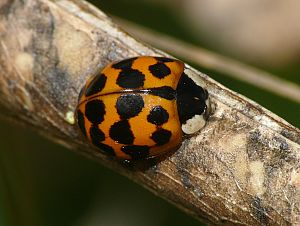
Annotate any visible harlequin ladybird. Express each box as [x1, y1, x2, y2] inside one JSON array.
[[76, 56, 209, 160]]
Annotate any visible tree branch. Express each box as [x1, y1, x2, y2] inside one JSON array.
[[0, 0, 299, 225]]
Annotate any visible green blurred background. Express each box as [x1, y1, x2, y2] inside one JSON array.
[[1, 0, 299, 226]]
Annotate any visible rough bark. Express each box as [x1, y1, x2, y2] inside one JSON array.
[[0, 0, 299, 225]]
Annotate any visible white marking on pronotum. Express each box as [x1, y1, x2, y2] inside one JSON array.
[[184, 68, 207, 89], [182, 114, 206, 134]]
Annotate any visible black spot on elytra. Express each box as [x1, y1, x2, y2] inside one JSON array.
[[110, 120, 134, 144], [176, 73, 207, 125], [149, 86, 176, 100], [89, 125, 115, 156], [151, 128, 172, 145], [112, 57, 137, 69], [117, 69, 145, 89], [116, 94, 144, 119], [90, 125, 105, 142], [147, 106, 169, 125], [85, 99, 105, 124], [95, 142, 115, 156], [155, 57, 174, 62], [149, 62, 171, 79], [77, 110, 86, 137], [85, 73, 107, 96], [121, 145, 150, 159], [251, 196, 268, 225]]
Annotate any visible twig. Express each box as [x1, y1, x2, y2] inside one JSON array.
[[0, 0, 299, 225]]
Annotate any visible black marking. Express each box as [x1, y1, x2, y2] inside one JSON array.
[[110, 120, 134, 144], [95, 142, 115, 156], [85, 73, 107, 96], [176, 73, 207, 125], [85, 99, 105, 124], [149, 62, 171, 79], [151, 128, 172, 145], [112, 57, 137, 69], [149, 86, 176, 100], [77, 109, 87, 137], [155, 57, 174, 62], [89, 125, 115, 156], [121, 145, 150, 159], [81, 86, 175, 101], [251, 196, 268, 225], [116, 94, 144, 119], [90, 125, 105, 142], [117, 69, 145, 89], [147, 106, 169, 126]]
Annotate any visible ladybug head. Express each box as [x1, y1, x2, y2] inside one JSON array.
[[176, 73, 210, 135]]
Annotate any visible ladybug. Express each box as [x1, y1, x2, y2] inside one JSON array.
[[76, 56, 209, 160]]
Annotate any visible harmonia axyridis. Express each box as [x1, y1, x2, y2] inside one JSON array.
[[76, 56, 209, 160]]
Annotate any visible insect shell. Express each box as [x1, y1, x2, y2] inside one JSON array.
[[76, 56, 210, 160]]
